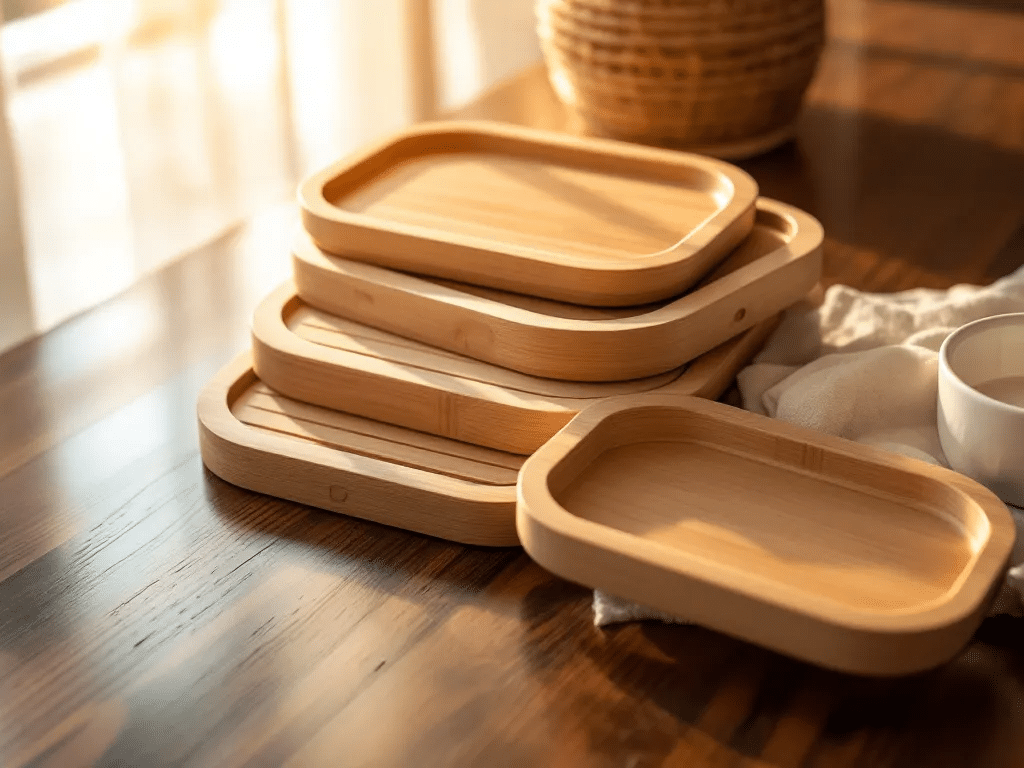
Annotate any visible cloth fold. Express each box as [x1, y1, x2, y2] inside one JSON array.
[[596, 267, 1024, 626]]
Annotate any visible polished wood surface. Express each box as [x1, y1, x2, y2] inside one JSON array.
[[4, 1, 1024, 764]]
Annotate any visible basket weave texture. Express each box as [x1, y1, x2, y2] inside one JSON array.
[[537, 0, 825, 150]]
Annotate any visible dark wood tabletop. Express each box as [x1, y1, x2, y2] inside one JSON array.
[[4, 3, 1024, 766]]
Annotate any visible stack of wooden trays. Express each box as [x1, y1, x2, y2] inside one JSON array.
[[199, 120, 821, 545], [197, 122, 1017, 675]]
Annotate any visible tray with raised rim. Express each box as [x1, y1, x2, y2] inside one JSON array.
[[298, 121, 758, 307], [251, 282, 777, 454], [198, 352, 523, 546], [292, 197, 821, 381], [516, 394, 1016, 675]]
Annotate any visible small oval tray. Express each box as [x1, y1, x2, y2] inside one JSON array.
[[198, 352, 522, 546], [251, 283, 776, 454], [516, 395, 1016, 675], [298, 121, 758, 306], [293, 197, 821, 381]]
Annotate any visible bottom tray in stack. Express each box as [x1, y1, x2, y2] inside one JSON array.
[[198, 318, 776, 546], [198, 352, 523, 546]]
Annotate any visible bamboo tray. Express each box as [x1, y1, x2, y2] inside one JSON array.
[[293, 197, 821, 381], [198, 352, 522, 546], [251, 282, 776, 454], [517, 395, 1016, 675], [298, 121, 758, 306]]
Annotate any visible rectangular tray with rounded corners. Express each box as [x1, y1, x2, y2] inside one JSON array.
[[298, 121, 758, 306], [516, 395, 1016, 675], [251, 283, 777, 454], [293, 197, 820, 381], [198, 352, 522, 546]]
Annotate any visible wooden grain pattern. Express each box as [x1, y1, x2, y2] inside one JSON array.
[[299, 121, 759, 305], [5, 2, 1024, 765], [293, 197, 823, 380], [517, 395, 1015, 675], [199, 353, 521, 546], [252, 283, 776, 454]]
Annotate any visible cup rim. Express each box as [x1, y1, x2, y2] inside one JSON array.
[[938, 312, 1024, 416]]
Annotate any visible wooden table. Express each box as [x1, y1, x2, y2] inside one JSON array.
[[4, 4, 1024, 765]]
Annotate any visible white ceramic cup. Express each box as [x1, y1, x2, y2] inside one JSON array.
[[938, 313, 1024, 507]]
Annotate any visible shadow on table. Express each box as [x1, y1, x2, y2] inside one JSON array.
[[558, 616, 1024, 767], [202, 469, 522, 597], [734, 103, 1024, 292]]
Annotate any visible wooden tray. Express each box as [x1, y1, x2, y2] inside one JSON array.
[[251, 283, 776, 454], [517, 395, 1016, 675], [298, 121, 758, 306], [293, 197, 821, 381], [198, 352, 522, 546]]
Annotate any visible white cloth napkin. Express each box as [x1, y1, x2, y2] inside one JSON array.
[[595, 267, 1024, 626]]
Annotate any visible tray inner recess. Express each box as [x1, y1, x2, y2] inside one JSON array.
[[552, 410, 985, 613], [329, 151, 723, 261]]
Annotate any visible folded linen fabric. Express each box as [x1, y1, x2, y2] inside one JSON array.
[[595, 267, 1024, 626]]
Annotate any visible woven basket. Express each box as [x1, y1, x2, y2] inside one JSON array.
[[537, 0, 825, 156]]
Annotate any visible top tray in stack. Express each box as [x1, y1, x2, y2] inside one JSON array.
[[295, 120, 822, 381], [299, 121, 759, 307]]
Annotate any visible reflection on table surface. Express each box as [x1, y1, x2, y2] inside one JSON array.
[[0, 0, 541, 349]]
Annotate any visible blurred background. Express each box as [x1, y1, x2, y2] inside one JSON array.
[[0, 0, 541, 352], [2, 0, 1023, 356]]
